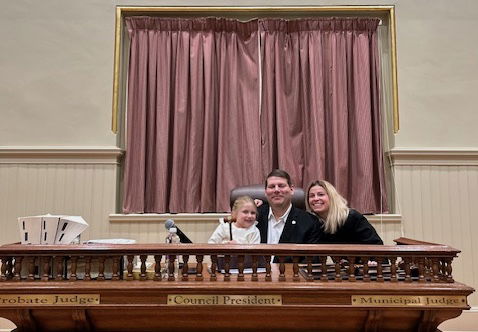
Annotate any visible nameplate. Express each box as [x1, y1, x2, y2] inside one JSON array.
[[168, 294, 282, 306], [352, 295, 466, 307], [0, 294, 100, 306]]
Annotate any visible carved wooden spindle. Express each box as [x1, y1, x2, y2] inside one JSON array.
[[347, 256, 356, 282], [445, 258, 454, 283], [223, 255, 231, 282], [70, 256, 78, 281], [6, 258, 14, 279], [376, 259, 384, 282], [41, 256, 50, 281], [182, 255, 189, 281], [418, 309, 439, 332], [426, 258, 433, 281], [16, 308, 37, 331], [13, 256, 23, 281], [390, 257, 397, 282], [237, 255, 245, 281], [112, 256, 120, 281], [27, 256, 35, 281], [306, 256, 314, 282], [195, 255, 204, 281], [265, 255, 272, 281], [154, 255, 162, 281], [84, 256, 92, 281], [139, 255, 147, 281], [431, 258, 440, 282], [72, 309, 93, 331], [55, 256, 64, 281], [168, 255, 176, 281], [418, 257, 426, 283], [0, 257, 7, 281], [404, 257, 412, 283], [209, 255, 217, 281], [439, 259, 446, 281], [97, 256, 106, 281], [251, 256, 258, 282], [320, 256, 328, 282], [126, 255, 134, 281], [364, 309, 382, 331], [362, 257, 370, 282], [292, 256, 300, 282], [333, 257, 341, 282], [278, 256, 286, 282]]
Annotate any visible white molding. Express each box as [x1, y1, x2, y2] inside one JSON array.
[[0, 146, 124, 164], [367, 214, 402, 223], [109, 213, 402, 223], [109, 213, 228, 223], [387, 148, 478, 166]]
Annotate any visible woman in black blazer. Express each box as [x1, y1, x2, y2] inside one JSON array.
[[307, 180, 383, 245]]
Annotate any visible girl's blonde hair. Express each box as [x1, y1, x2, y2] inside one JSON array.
[[306, 180, 349, 234], [231, 195, 257, 218]]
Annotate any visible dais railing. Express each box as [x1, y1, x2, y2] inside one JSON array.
[[0, 238, 459, 284]]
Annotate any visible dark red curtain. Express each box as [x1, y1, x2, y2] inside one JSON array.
[[259, 18, 387, 213], [123, 17, 388, 214], [123, 17, 263, 213]]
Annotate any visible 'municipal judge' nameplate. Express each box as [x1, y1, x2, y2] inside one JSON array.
[[168, 295, 282, 306], [352, 295, 467, 307], [0, 294, 100, 306]]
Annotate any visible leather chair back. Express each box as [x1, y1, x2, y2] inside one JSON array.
[[230, 184, 306, 210]]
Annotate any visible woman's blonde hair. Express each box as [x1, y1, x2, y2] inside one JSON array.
[[306, 180, 349, 234], [231, 195, 257, 218]]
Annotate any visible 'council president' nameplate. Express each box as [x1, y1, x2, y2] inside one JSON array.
[[0, 294, 100, 306], [168, 295, 282, 306], [352, 295, 466, 307]]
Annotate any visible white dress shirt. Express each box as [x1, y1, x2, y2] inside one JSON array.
[[267, 204, 292, 244]]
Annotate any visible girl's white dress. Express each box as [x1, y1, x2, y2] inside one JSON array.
[[208, 220, 260, 244]]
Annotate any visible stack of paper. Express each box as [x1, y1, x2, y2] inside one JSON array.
[[17, 214, 88, 244]]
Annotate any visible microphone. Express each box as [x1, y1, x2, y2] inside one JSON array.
[[164, 219, 192, 243]]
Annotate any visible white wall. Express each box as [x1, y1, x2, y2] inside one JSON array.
[[0, 0, 116, 146], [2, 1, 477, 147]]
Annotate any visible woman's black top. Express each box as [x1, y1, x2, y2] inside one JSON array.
[[312, 209, 383, 245]]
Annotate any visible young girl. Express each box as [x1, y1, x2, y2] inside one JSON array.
[[208, 196, 260, 244]]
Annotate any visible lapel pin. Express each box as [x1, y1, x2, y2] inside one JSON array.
[[292, 220, 296, 225]]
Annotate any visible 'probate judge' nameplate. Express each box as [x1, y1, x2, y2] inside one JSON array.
[[0, 294, 100, 306], [168, 295, 282, 305], [352, 295, 466, 307]]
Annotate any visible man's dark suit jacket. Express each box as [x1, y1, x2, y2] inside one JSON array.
[[256, 204, 319, 245]]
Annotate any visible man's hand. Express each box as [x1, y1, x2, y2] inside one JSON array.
[[254, 199, 263, 207]]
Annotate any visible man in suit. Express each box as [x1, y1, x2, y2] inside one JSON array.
[[256, 169, 319, 246]]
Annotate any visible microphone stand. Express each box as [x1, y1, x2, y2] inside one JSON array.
[[225, 216, 235, 241]]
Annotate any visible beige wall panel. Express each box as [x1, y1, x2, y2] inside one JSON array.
[[394, 163, 478, 305], [0, 159, 118, 245], [109, 220, 218, 244], [371, 220, 402, 246]]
